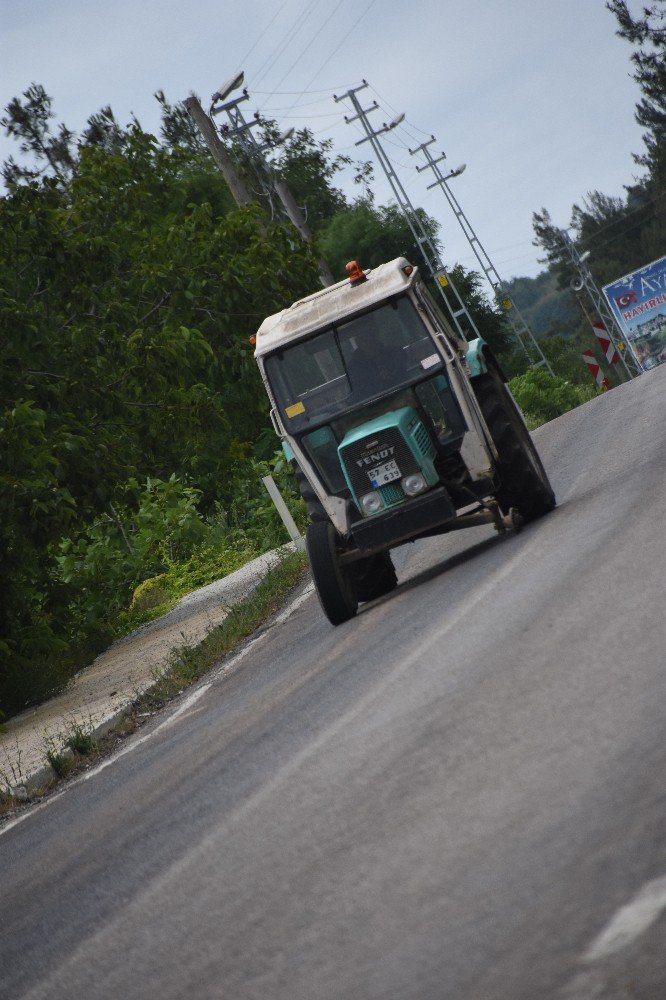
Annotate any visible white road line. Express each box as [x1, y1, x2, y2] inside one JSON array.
[[557, 968, 606, 1000], [583, 875, 666, 962]]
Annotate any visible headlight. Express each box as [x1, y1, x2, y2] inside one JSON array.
[[360, 491, 385, 515], [402, 473, 427, 496]]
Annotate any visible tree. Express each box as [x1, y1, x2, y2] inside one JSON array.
[[1, 83, 76, 187], [503, 271, 578, 336], [267, 125, 352, 229], [0, 93, 323, 716], [319, 196, 441, 277], [509, 368, 598, 426], [531, 207, 571, 283], [607, 0, 666, 175], [534, 3, 666, 288]]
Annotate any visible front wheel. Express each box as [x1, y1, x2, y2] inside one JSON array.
[[306, 520, 358, 625], [474, 372, 556, 521]]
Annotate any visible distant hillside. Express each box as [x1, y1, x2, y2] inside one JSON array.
[[504, 271, 578, 338]]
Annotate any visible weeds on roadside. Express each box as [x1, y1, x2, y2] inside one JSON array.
[[42, 733, 75, 779], [64, 719, 98, 756], [0, 741, 31, 815], [41, 717, 99, 779], [0, 738, 25, 789]]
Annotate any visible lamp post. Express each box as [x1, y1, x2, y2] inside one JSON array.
[[442, 164, 466, 182], [207, 72, 334, 285], [335, 81, 483, 345], [211, 71, 245, 106], [410, 139, 553, 375], [558, 229, 641, 378]]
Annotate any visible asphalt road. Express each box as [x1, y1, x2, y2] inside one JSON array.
[[1, 367, 665, 1000]]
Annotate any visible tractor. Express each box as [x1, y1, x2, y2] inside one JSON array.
[[254, 258, 554, 624]]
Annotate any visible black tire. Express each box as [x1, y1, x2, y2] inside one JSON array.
[[474, 371, 556, 521], [292, 461, 327, 523], [306, 520, 358, 625], [353, 551, 398, 602]]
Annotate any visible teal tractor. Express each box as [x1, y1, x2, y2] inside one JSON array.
[[255, 258, 555, 625]]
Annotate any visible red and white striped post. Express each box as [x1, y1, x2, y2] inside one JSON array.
[[592, 320, 620, 365], [582, 349, 604, 386]]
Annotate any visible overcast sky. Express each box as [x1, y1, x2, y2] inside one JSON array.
[[2, 0, 649, 280]]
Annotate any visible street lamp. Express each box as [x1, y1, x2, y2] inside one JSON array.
[[443, 163, 466, 181], [211, 71, 244, 105], [410, 139, 554, 374]]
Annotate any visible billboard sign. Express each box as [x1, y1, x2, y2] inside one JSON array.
[[603, 255, 666, 370]]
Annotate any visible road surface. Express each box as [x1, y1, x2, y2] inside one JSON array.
[[1, 367, 664, 999]]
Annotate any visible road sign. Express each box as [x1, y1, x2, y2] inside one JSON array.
[[602, 254, 666, 370]]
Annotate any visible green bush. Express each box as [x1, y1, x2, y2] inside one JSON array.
[[55, 475, 215, 634], [0, 437, 307, 719], [509, 368, 599, 426]]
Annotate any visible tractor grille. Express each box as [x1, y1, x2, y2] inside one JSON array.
[[339, 426, 419, 500], [378, 483, 405, 506], [413, 419, 435, 460]]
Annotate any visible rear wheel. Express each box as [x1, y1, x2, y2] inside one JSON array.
[[474, 371, 555, 521], [353, 551, 398, 602], [306, 520, 358, 625]]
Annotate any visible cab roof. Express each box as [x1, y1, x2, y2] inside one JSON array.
[[254, 257, 417, 358]]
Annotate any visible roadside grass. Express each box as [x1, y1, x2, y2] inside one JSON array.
[[0, 550, 308, 817], [115, 543, 260, 636], [136, 549, 307, 709]]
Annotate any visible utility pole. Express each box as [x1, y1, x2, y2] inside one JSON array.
[[210, 82, 335, 286], [410, 138, 553, 376], [185, 78, 334, 286], [334, 81, 483, 345], [183, 96, 252, 208], [558, 228, 641, 378]]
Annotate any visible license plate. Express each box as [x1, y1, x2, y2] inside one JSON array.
[[368, 459, 401, 487]]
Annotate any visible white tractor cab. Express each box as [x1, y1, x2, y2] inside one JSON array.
[[255, 258, 554, 625]]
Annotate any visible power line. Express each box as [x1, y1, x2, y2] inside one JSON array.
[[578, 187, 666, 248], [234, 0, 291, 75], [367, 84, 432, 144], [270, 1, 347, 96], [335, 81, 484, 346], [556, 227, 641, 377], [282, 0, 380, 113], [265, 111, 347, 121], [253, 0, 323, 89], [258, 94, 345, 112], [252, 85, 355, 95], [410, 137, 552, 373]]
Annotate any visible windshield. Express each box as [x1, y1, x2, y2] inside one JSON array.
[[265, 296, 442, 432]]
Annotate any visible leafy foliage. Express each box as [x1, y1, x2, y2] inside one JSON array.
[[509, 368, 599, 427], [503, 271, 578, 337], [0, 88, 321, 718], [319, 196, 441, 277], [523, 3, 665, 380], [533, 2, 665, 289], [1, 83, 76, 187], [267, 125, 353, 229], [607, 0, 666, 175], [445, 264, 512, 357]]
